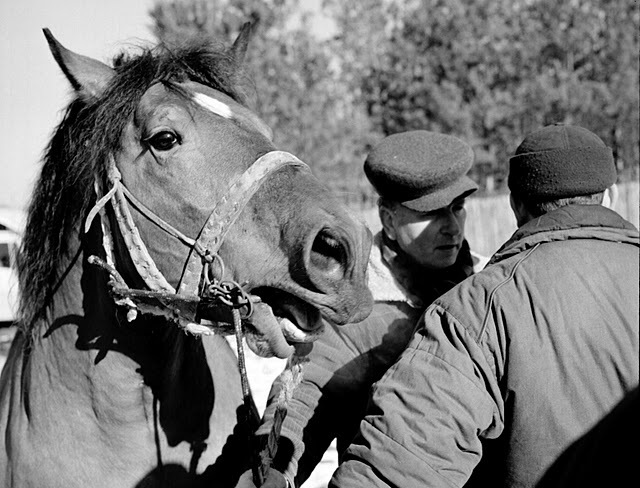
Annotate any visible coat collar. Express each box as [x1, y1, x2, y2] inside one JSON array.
[[367, 232, 483, 307], [490, 205, 639, 265]]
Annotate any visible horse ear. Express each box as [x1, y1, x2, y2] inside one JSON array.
[[230, 22, 253, 67], [43, 28, 114, 100]]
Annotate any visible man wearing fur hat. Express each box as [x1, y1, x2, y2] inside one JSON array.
[[237, 130, 486, 488], [331, 124, 639, 488]]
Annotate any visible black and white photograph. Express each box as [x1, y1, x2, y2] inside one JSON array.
[[1, 1, 638, 487]]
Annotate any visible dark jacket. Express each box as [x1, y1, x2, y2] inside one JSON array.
[[257, 232, 486, 487], [332, 205, 639, 488], [535, 385, 639, 487]]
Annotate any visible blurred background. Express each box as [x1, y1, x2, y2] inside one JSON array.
[[143, 0, 639, 249], [1, 0, 638, 247]]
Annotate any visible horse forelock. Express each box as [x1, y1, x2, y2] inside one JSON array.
[[17, 39, 251, 339]]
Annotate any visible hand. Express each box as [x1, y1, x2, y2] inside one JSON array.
[[234, 468, 288, 488]]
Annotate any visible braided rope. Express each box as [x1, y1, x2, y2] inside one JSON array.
[[83, 149, 314, 486], [254, 354, 306, 486]]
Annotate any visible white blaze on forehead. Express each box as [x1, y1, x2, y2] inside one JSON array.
[[192, 90, 274, 141], [192, 93, 233, 119]]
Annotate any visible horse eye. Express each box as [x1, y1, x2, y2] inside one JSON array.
[[146, 131, 180, 151]]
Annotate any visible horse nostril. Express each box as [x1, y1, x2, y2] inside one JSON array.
[[310, 229, 347, 278]]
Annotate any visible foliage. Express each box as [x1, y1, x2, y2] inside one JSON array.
[[328, 0, 639, 192], [150, 0, 639, 200], [150, 0, 377, 204]]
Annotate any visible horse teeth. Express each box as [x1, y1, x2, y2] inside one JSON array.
[[280, 318, 325, 343]]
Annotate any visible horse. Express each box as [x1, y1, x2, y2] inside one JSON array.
[[0, 25, 372, 487]]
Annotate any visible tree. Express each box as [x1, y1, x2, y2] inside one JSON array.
[[150, 0, 639, 199], [150, 0, 377, 203], [327, 0, 639, 192]]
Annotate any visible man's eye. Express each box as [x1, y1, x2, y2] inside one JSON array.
[[146, 131, 180, 151]]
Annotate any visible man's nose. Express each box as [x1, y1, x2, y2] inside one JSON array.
[[441, 210, 462, 237]]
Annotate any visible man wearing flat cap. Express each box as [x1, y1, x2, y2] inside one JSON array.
[[240, 130, 486, 488], [331, 124, 639, 488]]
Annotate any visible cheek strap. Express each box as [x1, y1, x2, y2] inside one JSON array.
[[84, 151, 310, 335], [177, 150, 309, 296]]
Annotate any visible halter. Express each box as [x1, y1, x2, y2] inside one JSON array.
[[85, 150, 310, 483], [85, 149, 310, 335], [82, 94, 312, 481]]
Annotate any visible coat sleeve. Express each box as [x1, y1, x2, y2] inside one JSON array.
[[331, 304, 504, 488], [255, 312, 379, 486], [257, 303, 416, 487]]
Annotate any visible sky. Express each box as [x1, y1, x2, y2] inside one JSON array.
[[0, 0, 331, 211], [0, 0, 157, 210]]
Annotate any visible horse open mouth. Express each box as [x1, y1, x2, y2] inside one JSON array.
[[243, 287, 325, 358]]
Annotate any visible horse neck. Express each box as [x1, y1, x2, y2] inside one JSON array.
[[4, 227, 250, 485], [20, 233, 146, 418], [21, 227, 214, 434]]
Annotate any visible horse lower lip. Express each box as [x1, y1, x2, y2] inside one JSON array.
[[251, 287, 322, 332]]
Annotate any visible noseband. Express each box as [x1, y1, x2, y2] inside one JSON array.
[[85, 149, 312, 481], [85, 150, 310, 335]]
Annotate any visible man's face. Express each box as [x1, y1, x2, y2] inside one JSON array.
[[383, 198, 467, 270]]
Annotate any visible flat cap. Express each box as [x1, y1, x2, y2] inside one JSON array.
[[508, 123, 616, 200], [364, 130, 477, 212]]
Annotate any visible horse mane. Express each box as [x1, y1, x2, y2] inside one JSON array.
[[17, 38, 249, 338]]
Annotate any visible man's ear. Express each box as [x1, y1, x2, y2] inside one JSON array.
[[509, 193, 531, 227], [602, 184, 618, 210], [379, 204, 397, 240]]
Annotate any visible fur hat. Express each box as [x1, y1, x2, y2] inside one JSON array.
[[508, 124, 616, 200], [364, 130, 478, 212]]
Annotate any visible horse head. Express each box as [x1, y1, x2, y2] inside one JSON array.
[[40, 26, 373, 359], [0, 26, 373, 487]]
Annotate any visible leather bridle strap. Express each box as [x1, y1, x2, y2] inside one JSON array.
[[85, 149, 310, 328], [118, 184, 209, 258], [177, 150, 310, 296]]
